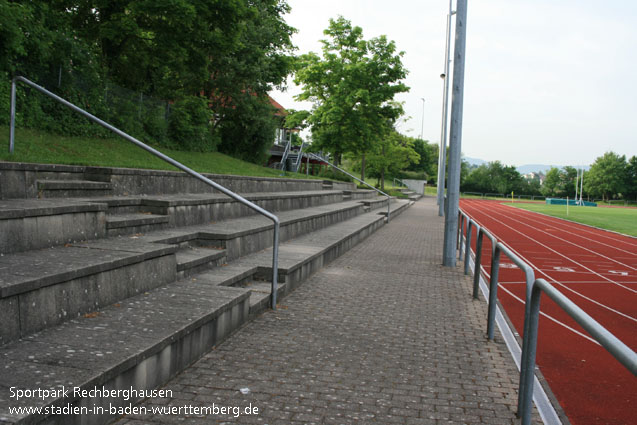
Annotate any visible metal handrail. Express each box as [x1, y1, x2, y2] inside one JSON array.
[[520, 278, 637, 425], [307, 152, 392, 222], [9, 76, 281, 309], [393, 178, 407, 188], [291, 142, 306, 173], [458, 208, 637, 424], [279, 136, 291, 172]]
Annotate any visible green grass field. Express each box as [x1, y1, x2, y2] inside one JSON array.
[[0, 126, 321, 180], [508, 202, 637, 237]]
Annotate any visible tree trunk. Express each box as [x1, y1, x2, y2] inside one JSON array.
[[361, 153, 366, 182]]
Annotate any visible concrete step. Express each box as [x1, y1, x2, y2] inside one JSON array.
[[380, 199, 414, 219], [0, 161, 328, 199], [343, 189, 379, 200], [37, 180, 112, 198], [84, 190, 345, 230], [175, 245, 226, 278], [0, 199, 107, 255], [0, 199, 369, 344], [0, 190, 348, 253], [0, 195, 416, 425], [139, 199, 368, 261], [105, 213, 169, 237], [0, 281, 250, 425], [0, 241, 178, 345]]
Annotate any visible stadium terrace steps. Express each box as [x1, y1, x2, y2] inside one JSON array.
[[0, 161, 415, 425]]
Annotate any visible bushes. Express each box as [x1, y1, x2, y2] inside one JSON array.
[[168, 97, 218, 152]]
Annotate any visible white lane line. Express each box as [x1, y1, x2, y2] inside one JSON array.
[[461, 203, 637, 323], [500, 204, 637, 266], [498, 285, 601, 346], [503, 203, 637, 252], [466, 202, 637, 295]]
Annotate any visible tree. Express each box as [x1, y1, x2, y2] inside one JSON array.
[[407, 139, 438, 182], [625, 156, 637, 200], [1, 0, 296, 158], [541, 167, 561, 197], [363, 131, 419, 190], [293, 16, 409, 179], [585, 151, 627, 201]]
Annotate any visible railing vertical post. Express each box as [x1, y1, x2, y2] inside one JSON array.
[[464, 220, 473, 275], [9, 77, 17, 154], [517, 265, 538, 418], [270, 221, 280, 309], [518, 283, 542, 424], [486, 245, 501, 340], [472, 228, 484, 299], [458, 213, 465, 261]]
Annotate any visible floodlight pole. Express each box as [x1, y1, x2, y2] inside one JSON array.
[[442, 0, 468, 267], [580, 169, 584, 204], [437, 1, 455, 215], [574, 168, 579, 205], [420, 98, 426, 140]]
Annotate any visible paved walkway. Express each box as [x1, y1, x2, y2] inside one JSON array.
[[120, 198, 541, 424]]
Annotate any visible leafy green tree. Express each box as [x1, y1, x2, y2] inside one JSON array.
[[541, 167, 561, 197], [585, 151, 627, 201], [2, 0, 296, 158], [461, 161, 526, 195], [361, 131, 419, 190], [625, 156, 637, 200], [294, 16, 409, 179], [407, 139, 438, 182], [560, 166, 579, 197]]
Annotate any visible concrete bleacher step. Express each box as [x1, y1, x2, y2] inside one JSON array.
[[0, 199, 413, 425], [0, 199, 108, 255], [175, 245, 226, 278], [0, 281, 250, 425], [37, 180, 113, 198], [0, 198, 379, 346], [0, 161, 419, 425], [0, 240, 178, 345], [105, 213, 169, 237]]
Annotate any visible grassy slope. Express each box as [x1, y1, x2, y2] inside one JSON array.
[[508, 202, 637, 237], [0, 126, 320, 179]]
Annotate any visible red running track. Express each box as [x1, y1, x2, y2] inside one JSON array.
[[460, 199, 636, 425]]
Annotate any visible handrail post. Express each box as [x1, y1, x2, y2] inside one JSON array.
[[486, 245, 501, 340], [463, 220, 474, 275], [270, 221, 280, 308], [472, 228, 485, 299], [9, 77, 17, 153], [458, 213, 465, 261], [517, 263, 538, 416], [519, 281, 542, 424]]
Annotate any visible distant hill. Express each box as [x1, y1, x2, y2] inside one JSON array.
[[463, 157, 487, 166], [516, 164, 558, 174], [462, 157, 589, 175]]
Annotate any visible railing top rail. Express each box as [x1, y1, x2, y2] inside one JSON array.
[[495, 241, 535, 279], [532, 278, 637, 375], [9, 75, 281, 308]]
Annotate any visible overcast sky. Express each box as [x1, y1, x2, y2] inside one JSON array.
[[270, 0, 637, 167]]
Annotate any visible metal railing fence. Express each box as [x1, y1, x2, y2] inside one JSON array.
[[9, 76, 282, 309], [307, 153, 392, 222], [457, 208, 637, 425]]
